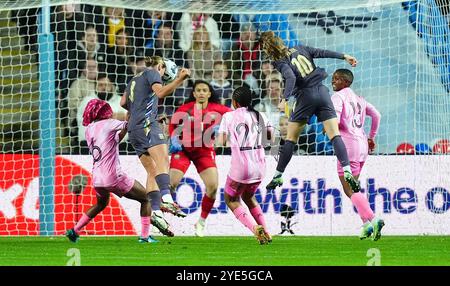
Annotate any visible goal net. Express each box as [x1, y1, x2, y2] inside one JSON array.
[[0, 0, 449, 236]]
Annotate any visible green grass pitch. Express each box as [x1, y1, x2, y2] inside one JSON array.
[[0, 236, 448, 266]]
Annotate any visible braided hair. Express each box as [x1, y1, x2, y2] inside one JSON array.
[[232, 86, 261, 126]]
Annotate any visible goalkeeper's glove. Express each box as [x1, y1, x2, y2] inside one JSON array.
[[169, 136, 183, 154], [212, 125, 220, 137]]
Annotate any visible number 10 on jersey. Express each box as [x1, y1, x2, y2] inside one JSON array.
[[291, 55, 313, 77]]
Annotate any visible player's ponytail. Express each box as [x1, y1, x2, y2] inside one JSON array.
[[259, 30, 289, 61], [145, 56, 165, 68], [232, 86, 261, 126]]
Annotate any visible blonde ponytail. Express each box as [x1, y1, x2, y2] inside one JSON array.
[[145, 56, 165, 68]]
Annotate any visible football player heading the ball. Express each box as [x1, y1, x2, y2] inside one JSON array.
[[120, 56, 191, 226], [162, 58, 180, 83]]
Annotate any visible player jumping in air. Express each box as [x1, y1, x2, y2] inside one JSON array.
[[216, 86, 274, 244], [259, 31, 361, 193], [66, 99, 166, 243], [331, 69, 384, 240], [120, 56, 191, 236], [169, 80, 232, 237]]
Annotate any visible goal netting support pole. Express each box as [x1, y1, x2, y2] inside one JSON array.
[[38, 0, 55, 235]]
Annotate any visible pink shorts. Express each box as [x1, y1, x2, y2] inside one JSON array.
[[224, 176, 260, 198], [337, 161, 365, 177], [94, 175, 134, 198]]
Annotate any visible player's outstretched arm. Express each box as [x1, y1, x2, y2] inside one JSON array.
[[305, 46, 345, 59], [343, 54, 358, 67], [305, 46, 358, 67], [153, 68, 191, 99]]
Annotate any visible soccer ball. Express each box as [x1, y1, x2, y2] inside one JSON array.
[[162, 59, 178, 83]]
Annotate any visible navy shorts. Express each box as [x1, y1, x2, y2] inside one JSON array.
[[290, 84, 337, 123], [128, 123, 167, 157]]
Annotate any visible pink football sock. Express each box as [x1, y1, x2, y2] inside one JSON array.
[[141, 217, 151, 238], [233, 206, 257, 233], [351, 192, 375, 223], [249, 205, 267, 230], [74, 214, 92, 233]]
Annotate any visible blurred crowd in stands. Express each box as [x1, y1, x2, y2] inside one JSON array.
[[10, 3, 449, 155]]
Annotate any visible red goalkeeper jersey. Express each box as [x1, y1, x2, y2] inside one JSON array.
[[169, 101, 232, 150]]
